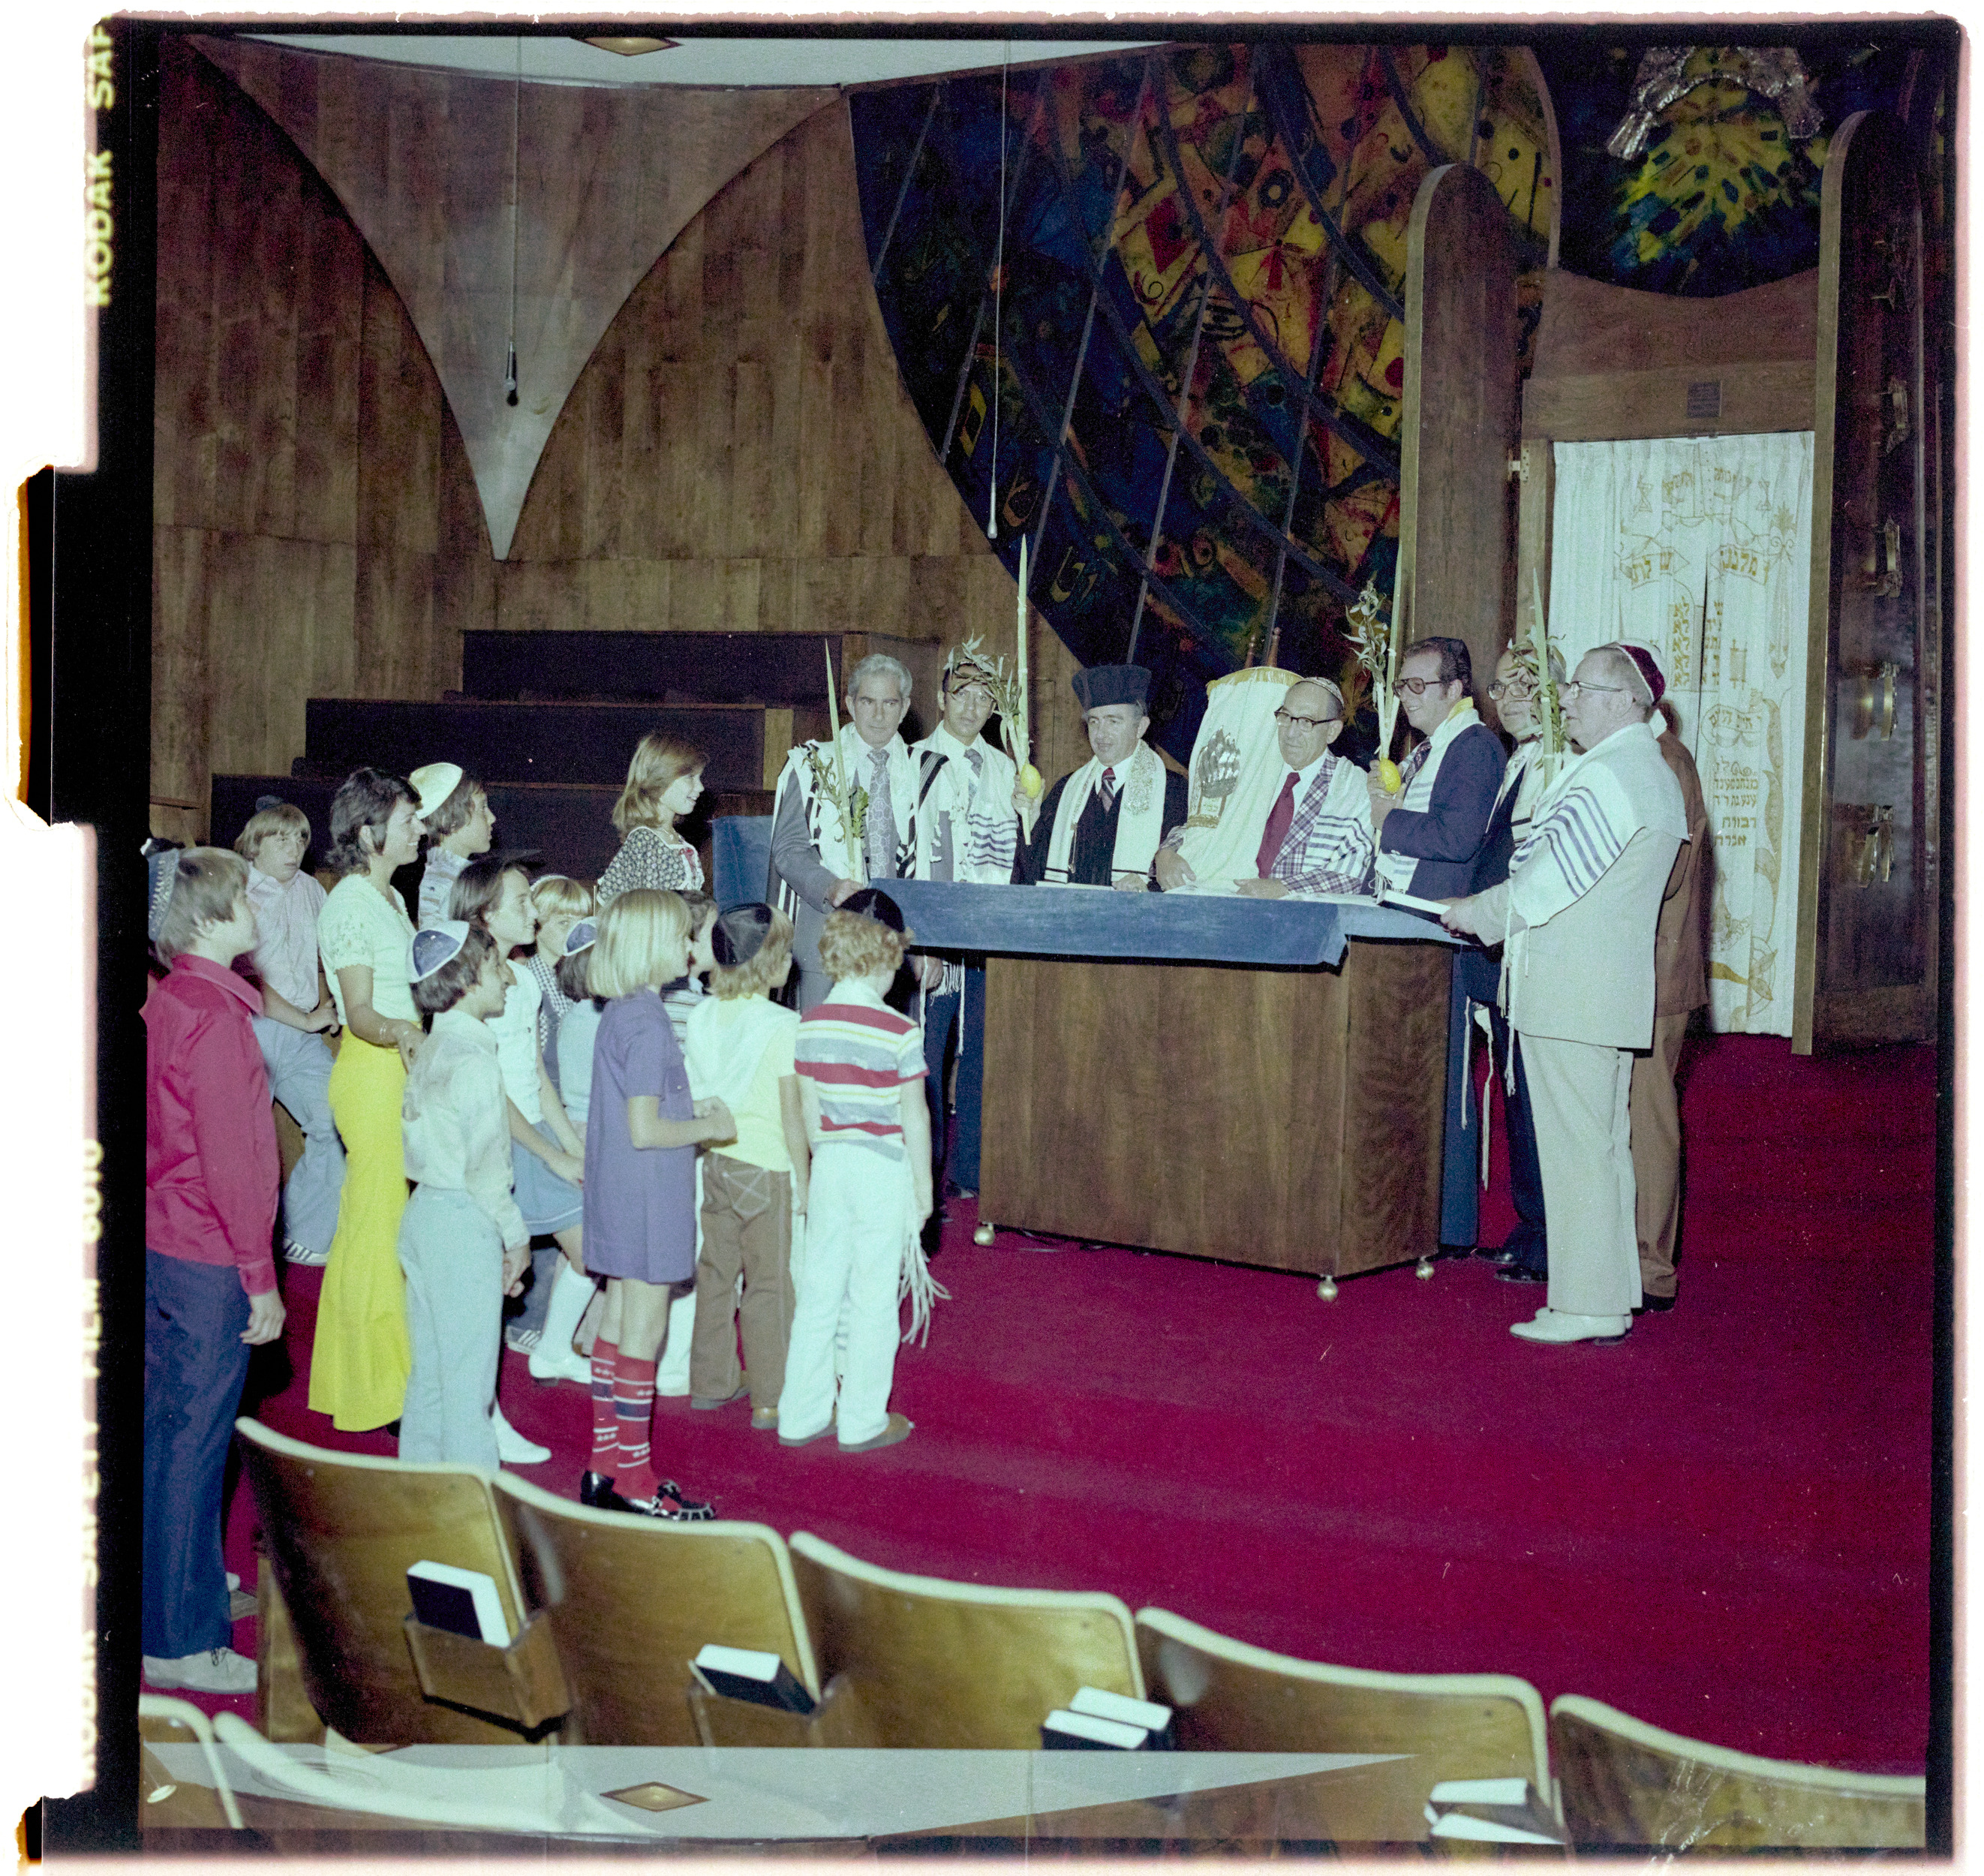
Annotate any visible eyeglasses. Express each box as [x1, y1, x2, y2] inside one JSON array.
[[1559, 680, 1631, 697], [1396, 677, 1453, 696], [1273, 709, 1342, 729], [1486, 678, 1539, 701]]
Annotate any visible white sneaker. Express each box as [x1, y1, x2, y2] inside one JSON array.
[[1510, 1307, 1631, 1345], [491, 1405, 551, 1465], [143, 1647, 257, 1694], [528, 1342, 593, 1385]]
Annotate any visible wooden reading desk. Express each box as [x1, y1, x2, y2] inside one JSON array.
[[883, 882, 1458, 1286]]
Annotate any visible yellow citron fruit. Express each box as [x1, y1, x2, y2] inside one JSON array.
[[1377, 757, 1403, 793], [1018, 763, 1045, 798]]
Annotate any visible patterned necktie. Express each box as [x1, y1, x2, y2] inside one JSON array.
[[1399, 740, 1431, 788], [1255, 771, 1300, 878], [1099, 765, 1118, 813], [965, 744, 984, 803], [865, 746, 897, 880]]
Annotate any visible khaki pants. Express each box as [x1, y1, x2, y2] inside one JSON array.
[[689, 1152, 795, 1409], [1630, 1011, 1690, 1299], [1521, 1032, 1642, 1319]]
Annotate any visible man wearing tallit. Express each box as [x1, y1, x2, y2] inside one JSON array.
[[1441, 642, 1687, 1345], [907, 642, 1020, 1207], [1015, 663, 1188, 890], [768, 653, 929, 1012], [1153, 675, 1372, 896]]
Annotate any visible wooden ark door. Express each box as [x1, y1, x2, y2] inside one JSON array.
[[1396, 162, 1523, 689], [1793, 111, 1937, 1051]]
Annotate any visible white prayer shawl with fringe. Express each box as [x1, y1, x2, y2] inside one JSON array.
[[909, 729, 1019, 885], [1373, 699, 1486, 894], [1044, 741, 1168, 886], [1492, 718, 1688, 1047], [768, 727, 924, 937], [909, 729, 1018, 1006]]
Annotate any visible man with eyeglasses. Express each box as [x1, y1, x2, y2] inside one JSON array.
[[1368, 636, 1508, 1253], [1440, 644, 1687, 1345], [1017, 663, 1188, 891], [1153, 678, 1372, 897], [907, 646, 1021, 1220]]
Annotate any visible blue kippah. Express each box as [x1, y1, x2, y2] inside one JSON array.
[[408, 920, 471, 984]]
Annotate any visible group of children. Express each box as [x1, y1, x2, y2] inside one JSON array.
[[141, 730, 937, 1696]]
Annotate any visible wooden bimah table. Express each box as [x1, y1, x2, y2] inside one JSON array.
[[882, 882, 1459, 1287]]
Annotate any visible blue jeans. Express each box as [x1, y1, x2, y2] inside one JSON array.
[[920, 964, 987, 1194], [143, 1251, 251, 1659]]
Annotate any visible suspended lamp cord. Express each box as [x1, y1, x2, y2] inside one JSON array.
[[506, 37, 521, 407], [987, 41, 1009, 538]]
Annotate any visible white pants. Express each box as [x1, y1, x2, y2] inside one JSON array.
[[397, 1186, 502, 1469], [1520, 1032, 1643, 1318], [777, 1145, 912, 1446], [251, 1016, 346, 1257]]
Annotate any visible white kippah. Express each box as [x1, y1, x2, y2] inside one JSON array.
[[409, 762, 465, 817]]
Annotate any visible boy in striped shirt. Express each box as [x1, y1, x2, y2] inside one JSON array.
[[775, 892, 935, 1453]]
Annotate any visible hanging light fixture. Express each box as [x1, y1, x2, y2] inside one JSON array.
[[579, 36, 678, 56]]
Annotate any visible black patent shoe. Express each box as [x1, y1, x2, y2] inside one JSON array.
[[579, 1469, 627, 1510], [624, 1478, 716, 1522]]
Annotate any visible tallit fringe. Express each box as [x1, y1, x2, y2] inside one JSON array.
[[898, 1222, 949, 1347]]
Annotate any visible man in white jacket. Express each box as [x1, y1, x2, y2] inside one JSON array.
[[1440, 642, 1686, 1345]]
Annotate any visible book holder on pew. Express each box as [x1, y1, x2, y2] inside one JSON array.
[[401, 1612, 571, 1734]]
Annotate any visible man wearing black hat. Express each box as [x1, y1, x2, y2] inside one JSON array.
[[1015, 664, 1188, 890]]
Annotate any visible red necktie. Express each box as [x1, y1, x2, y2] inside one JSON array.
[[1099, 767, 1118, 811], [1256, 772, 1300, 877]]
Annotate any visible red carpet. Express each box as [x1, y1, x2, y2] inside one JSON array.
[[214, 1033, 1936, 1777]]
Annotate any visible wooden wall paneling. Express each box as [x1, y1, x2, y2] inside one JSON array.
[[432, 397, 496, 654], [196, 35, 840, 561], [153, 41, 215, 533], [1530, 266, 1818, 379], [1521, 361, 1815, 443], [1396, 162, 1523, 692], [151, 527, 212, 839], [294, 184, 366, 548]]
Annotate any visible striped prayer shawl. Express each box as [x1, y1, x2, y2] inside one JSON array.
[[1505, 721, 1684, 931], [1268, 752, 1375, 896]]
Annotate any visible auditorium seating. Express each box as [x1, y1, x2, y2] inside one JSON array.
[[223, 1424, 1925, 1852], [1135, 1607, 1552, 1842], [234, 1420, 567, 1746], [1549, 1693, 1926, 1853], [139, 1694, 244, 1829], [492, 1472, 822, 1746], [787, 1529, 1144, 1748]]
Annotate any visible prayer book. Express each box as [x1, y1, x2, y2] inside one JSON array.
[[1069, 1685, 1175, 1749], [1378, 885, 1452, 918], [1041, 1709, 1151, 1751], [1423, 1777, 1566, 1845], [690, 1643, 816, 1714], [405, 1561, 510, 1647], [1042, 1686, 1176, 1750]]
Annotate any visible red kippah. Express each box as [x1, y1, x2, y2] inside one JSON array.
[[1614, 642, 1666, 707]]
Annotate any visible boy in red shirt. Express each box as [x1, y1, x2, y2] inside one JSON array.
[[142, 845, 286, 1694]]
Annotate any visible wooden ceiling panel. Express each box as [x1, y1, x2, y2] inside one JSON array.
[[194, 35, 839, 559]]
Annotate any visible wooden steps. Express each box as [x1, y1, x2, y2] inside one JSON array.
[[211, 628, 936, 888]]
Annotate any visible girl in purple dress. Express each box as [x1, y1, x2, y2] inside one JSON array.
[[578, 888, 735, 1519]]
